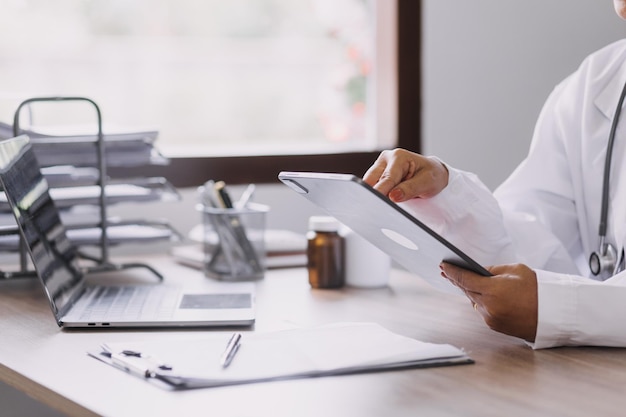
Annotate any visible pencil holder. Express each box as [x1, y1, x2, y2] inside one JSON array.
[[198, 203, 268, 281]]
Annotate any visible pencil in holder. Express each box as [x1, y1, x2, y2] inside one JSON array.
[[198, 203, 268, 281]]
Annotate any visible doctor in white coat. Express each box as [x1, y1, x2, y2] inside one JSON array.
[[364, 0, 626, 349]]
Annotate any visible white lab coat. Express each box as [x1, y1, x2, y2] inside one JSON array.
[[401, 39, 626, 349]]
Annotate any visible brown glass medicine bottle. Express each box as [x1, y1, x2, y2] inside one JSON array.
[[307, 216, 345, 289]]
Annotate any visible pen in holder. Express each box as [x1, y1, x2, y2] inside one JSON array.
[[198, 203, 268, 281]]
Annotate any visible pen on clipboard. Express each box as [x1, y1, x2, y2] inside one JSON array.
[[220, 332, 242, 368]]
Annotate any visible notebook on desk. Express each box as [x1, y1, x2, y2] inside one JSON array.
[[0, 135, 255, 328]]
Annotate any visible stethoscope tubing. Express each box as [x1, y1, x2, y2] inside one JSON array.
[[589, 77, 626, 276], [599, 78, 626, 242]]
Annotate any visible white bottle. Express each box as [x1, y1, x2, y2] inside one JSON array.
[[341, 226, 391, 288]]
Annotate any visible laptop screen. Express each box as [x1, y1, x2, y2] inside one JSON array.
[[0, 135, 84, 318]]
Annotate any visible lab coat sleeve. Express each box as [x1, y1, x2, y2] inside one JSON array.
[[399, 164, 577, 272], [398, 164, 516, 267], [531, 269, 626, 349]]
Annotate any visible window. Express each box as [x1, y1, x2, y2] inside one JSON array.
[[0, 0, 419, 186]]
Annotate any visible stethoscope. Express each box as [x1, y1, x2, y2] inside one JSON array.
[[588, 78, 626, 277]]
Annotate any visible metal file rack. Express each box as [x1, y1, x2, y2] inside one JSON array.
[[0, 96, 177, 280]]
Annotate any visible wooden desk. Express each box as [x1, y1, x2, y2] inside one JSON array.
[[1, 256, 625, 417]]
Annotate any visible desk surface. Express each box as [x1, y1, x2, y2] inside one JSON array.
[[1, 255, 625, 417]]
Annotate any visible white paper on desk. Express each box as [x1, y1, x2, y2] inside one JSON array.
[[89, 322, 472, 389], [171, 244, 307, 269]]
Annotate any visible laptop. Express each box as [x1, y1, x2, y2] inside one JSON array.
[[0, 135, 255, 328], [278, 171, 492, 294]]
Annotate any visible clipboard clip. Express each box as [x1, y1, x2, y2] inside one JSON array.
[[102, 346, 173, 379]]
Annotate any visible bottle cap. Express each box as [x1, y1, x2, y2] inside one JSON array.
[[308, 216, 341, 232]]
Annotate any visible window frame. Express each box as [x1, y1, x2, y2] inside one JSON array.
[[109, 0, 421, 188]]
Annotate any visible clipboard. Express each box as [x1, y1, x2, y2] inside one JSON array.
[[278, 171, 492, 294], [88, 322, 472, 390]]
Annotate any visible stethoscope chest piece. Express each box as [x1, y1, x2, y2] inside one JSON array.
[[589, 242, 617, 277]]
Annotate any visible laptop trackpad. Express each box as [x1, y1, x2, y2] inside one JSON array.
[[180, 294, 252, 309]]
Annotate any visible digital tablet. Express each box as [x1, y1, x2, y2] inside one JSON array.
[[278, 171, 491, 293]]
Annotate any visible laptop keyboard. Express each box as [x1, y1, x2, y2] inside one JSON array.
[[79, 285, 180, 321]]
